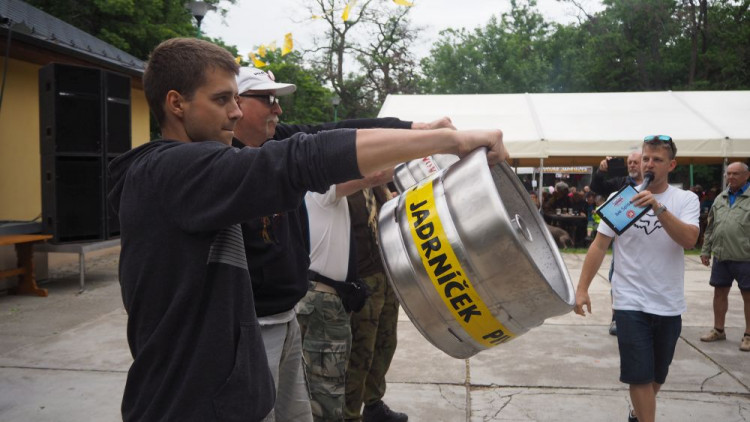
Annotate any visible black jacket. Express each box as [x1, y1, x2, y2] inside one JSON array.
[[590, 170, 638, 197], [233, 118, 412, 317], [108, 132, 359, 421]]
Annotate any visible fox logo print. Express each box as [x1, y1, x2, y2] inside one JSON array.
[[633, 214, 663, 235]]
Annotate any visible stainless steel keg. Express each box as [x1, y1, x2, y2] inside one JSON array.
[[392, 154, 459, 193], [379, 148, 574, 359]]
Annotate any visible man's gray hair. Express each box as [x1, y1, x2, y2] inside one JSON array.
[[728, 161, 749, 172]]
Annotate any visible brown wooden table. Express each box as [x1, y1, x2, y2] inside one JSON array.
[[544, 213, 588, 246], [0, 234, 53, 297]]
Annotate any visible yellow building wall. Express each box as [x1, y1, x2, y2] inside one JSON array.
[[131, 88, 150, 148], [0, 57, 149, 221]]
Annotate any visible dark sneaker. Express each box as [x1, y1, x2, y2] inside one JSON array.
[[609, 320, 617, 336], [628, 409, 639, 422], [363, 400, 408, 422]]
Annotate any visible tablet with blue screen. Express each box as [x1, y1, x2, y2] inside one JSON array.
[[595, 185, 652, 235]]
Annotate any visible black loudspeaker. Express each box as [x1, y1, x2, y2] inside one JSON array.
[[39, 63, 131, 243], [41, 156, 104, 243]]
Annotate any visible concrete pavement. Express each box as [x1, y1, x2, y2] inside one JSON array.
[[0, 250, 748, 421]]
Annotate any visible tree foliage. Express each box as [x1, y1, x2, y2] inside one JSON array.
[[26, 0, 236, 60], [421, 0, 750, 94], [257, 50, 338, 125], [305, 0, 420, 118], [421, 0, 551, 94]]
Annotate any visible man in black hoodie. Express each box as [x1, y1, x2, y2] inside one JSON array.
[[108, 37, 508, 422]]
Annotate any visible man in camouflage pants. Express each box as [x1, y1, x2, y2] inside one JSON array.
[[344, 187, 407, 422], [297, 288, 352, 421], [298, 171, 393, 421]]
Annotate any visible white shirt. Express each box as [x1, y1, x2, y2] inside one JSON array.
[[598, 184, 700, 316], [305, 185, 351, 281]]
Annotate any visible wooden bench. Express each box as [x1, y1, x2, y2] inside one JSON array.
[[0, 234, 53, 297]]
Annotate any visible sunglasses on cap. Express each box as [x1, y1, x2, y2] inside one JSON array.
[[643, 135, 672, 143], [239, 93, 279, 107]]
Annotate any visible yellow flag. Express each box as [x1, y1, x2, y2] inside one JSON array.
[[250, 53, 267, 68], [235, 55, 242, 64], [392, 0, 413, 6], [342, 0, 357, 21], [282, 33, 293, 56], [258, 45, 267, 58], [311, 14, 321, 19]]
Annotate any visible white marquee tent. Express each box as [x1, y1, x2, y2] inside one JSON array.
[[378, 91, 750, 166]]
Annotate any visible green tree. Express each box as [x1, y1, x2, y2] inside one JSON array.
[[258, 50, 337, 124], [305, 0, 420, 118], [684, 0, 750, 89], [26, 0, 236, 60], [354, 9, 421, 105], [549, 0, 749, 92], [420, 0, 551, 94]]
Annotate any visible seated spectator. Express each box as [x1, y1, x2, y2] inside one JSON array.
[[541, 190, 551, 208], [690, 184, 704, 200], [529, 191, 541, 209], [571, 191, 587, 216], [544, 182, 571, 213]]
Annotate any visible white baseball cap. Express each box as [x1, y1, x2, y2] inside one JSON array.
[[236, 67, 296, 96]]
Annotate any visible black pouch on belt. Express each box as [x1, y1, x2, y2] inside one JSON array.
[[308, 270, 371, 312]]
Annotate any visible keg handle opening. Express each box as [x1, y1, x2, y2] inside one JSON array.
[[512, 214, 533, 242]]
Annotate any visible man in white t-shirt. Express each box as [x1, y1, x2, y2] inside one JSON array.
[[575, 135, 700, 422], [297, 171, 392, 422]]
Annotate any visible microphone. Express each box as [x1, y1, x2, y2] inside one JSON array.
[[640, 172, 654, 191]]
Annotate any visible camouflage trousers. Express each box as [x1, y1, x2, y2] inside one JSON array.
[[344, 272, 400, 421], [297, 284, 352, 422]]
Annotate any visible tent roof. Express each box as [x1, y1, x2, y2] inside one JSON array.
[[378, 91, 750, 166]]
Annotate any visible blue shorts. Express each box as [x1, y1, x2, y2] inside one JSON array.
[[710, 258, 750, 291], [614, 310, 682, 385]]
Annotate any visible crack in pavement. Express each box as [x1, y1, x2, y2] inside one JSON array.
[[701, 370, 724, 391], [485, 391, 519, 422], [738, 401, 749, 421], [681, 335, 750, 392]]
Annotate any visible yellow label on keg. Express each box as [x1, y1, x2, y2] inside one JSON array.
[[404, 181, 515, 348]]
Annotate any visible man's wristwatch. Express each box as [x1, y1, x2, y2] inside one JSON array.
[[654, 203, 667, 216]]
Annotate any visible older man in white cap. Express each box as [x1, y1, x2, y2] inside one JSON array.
[[233, 67, 297, 148], [231, 67, 454, 422]]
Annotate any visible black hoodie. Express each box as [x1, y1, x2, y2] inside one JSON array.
[[108, 130, 359, 421]]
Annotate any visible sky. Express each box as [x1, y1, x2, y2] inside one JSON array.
[[201, 0, 604, 62]]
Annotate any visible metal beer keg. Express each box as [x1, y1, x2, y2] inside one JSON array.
[[379, 148, 574, 359], [392, 154, 459, 193]]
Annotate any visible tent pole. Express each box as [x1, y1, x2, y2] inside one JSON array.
[[538, 158, 544, 211], [722, 158, 728, 188], [689, 164, 694, 188]]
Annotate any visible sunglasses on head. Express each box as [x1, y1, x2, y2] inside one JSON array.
[[643, 135, 672, 143], [239, 93, 279, 107]]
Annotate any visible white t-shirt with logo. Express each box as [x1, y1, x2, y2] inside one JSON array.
[[305, 185, 351, 282], [598, 185, 700, 316]]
